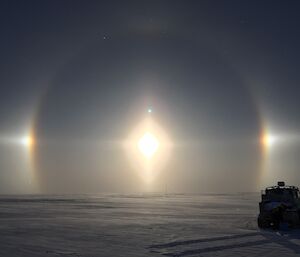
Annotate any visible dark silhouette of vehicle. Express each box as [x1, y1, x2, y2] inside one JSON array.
[[258, 181, 300, 229]]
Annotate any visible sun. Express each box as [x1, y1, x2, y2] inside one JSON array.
[[138, 132, 159, 159], [124, 118, 172, 183]]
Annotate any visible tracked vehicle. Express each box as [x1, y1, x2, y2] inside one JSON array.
[[258, 182, 300, 229]]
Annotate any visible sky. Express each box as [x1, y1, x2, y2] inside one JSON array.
[[1, 0, 300, 194]]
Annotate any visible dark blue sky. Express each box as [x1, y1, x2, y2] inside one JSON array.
[[1, 1, 300, 193]]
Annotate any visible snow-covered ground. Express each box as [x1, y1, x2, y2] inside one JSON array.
[[0, 193, 300, 256]]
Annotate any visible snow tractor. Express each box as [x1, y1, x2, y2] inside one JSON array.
[[258, 181, 300, 229]]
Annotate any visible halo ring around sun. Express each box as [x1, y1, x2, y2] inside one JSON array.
[[29, 29, 265, 192]]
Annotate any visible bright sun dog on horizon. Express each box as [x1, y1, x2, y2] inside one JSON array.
[[138, 132, 159, 159], [261, 132, 277, 150], [21, 134, 34, 148]]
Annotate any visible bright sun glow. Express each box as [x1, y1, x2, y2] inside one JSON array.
[[138, 132, 159, 159], [125, 117, 172, 184], [21, 135, 34, 147], [261, 133, 276, 149]]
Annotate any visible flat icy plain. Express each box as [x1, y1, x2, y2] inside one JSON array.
[[0, 193, 300, 256]]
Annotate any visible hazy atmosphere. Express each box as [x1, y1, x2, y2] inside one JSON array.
[[3, 2, 300, 257], [1, 0, 300, 194]]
